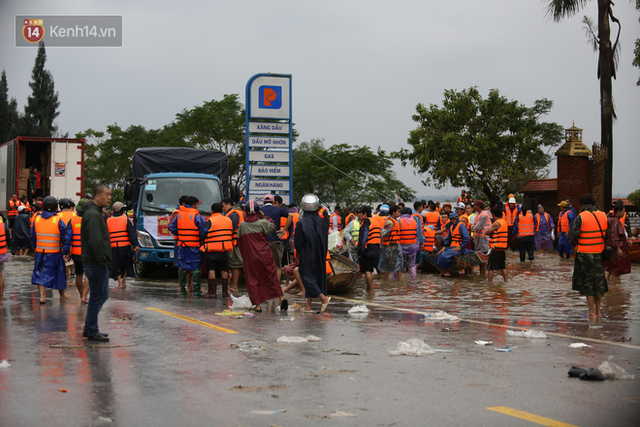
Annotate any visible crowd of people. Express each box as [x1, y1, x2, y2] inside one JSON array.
[[0, 185, 633, 335]]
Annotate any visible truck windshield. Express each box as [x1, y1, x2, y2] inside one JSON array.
[[140, 177, 222, 215]]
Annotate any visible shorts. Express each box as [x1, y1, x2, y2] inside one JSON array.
[[269, 241, 284, 269], [359, 244, 380, 273], [8, 217, 15, 229], [206, 251, 229, 274], [227, 245, 243, 269], [72, 254, 84, 275], [0, 253, 8, 271], [488, 249, 506, 271], [12, 237, 31, 251]]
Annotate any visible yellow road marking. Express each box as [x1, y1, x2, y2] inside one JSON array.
[[146, 307, 239, 334], [487, 406, 578, 427], [331, 296, 640, 350]]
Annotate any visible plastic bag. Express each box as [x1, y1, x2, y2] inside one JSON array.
[[388, 338, 435, 356], [348, 305, 370, 314], [598, 360, 635, 380], [327, 231, 342, 252], [229, 294, 253, 311], [551, 231, 555, 241], [506, 330, 548, 339], [277, 335, 322, 343]]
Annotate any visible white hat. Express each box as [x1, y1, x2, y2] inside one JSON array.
[[456, 202, 466, 209], [508, 198, 516, 204], [18, 205, 26, 212]]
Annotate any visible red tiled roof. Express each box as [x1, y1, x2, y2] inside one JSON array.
[[522, 178, 558, 193], [612, 198, 634, 207]]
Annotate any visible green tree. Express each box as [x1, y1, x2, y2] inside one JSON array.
[[545, 0, 621, 215], [0, 70, 19, 143], [18, 42, 60, 137], [78, 124, 176, 194], [171, 94, 245, 199], [629, 189, 640, 208], [393, 87, 564, 206], [634, 0, 640, 86], [293, 139, 415, 207]]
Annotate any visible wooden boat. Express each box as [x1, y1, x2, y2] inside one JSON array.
[[327, 251, 359, 294], [629, 238, 640, 263], [420, 250, 488, 274]]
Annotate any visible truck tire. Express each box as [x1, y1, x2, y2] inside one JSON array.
[[134, 259, 151, 278]]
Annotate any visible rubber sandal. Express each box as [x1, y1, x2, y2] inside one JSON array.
[[320, 297, 331, 313], [280, 299, 289, 311]]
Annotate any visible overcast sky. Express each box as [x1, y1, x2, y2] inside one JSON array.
[[2, 0, 639, 199]]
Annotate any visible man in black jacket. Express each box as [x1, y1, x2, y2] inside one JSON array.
[[82, 184, 112, 342]]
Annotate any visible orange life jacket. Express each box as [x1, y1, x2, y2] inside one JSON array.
[[31, 211, 41, 226], [576, 211, 608, 254], [58, 210, 76, 226], [450, 222, 464, 248], [345, 213, 355, 225], [329, 213, 342, 232], [280, 217, 289, 240], [399, 217, 417, 245], [490, 218, 508, 249], [70, 215, 82, 256], [202, 213, 233, 252], [0, 217, 7, 255], [8, 199, 20, 218], [107, 215, 131, 248], [383, 217, 400, 246], [176, 207, 201, 247], [227, 208, 245, 246], [440, 218, 450, 238], [365, 216, 383, 247], [534, 212, 550, 232], [558, 210, 570, 233], [424, 211, 440, 229], [516, 212, 535, 237], [34, 215, 62, 253], [423, 225, 436, 250], [504, 204, 519, 226], [326, 251, 333, 275]]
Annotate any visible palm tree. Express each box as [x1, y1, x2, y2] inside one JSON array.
[[546, 1, 620, 209]]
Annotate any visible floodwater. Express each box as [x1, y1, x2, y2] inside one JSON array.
[[1, 251, 639, 426]]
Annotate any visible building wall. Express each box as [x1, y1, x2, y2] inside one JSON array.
[[557, 156, 591, 211]]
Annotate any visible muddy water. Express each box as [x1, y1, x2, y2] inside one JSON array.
[[3, 251, 639, 342]]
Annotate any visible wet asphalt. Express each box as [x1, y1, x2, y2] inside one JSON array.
[[0, 253, 639, 427]]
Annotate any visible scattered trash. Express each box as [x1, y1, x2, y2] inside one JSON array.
[[421, 311, 459, 321], [474, 341, 492, 346], [567, 366, 604, 381], [243, 312, 255, 318], [598, 360, 635, 380], [249, 409, 286, 415], [348, 305, 370, 315], [230, 384, 288, 392], [116, 315, 132, 321], [388, 338, 435, 356], [0, 360, 11, 368], [612, 337, 632, 342], [569, 343, 591, 348], [57, 388, 70, 393], [589, 324, 603, 329], [230, 341, 267, 353], [279, 317, 295, 322], [506, 330, 548, 339], [277, 335, 322, 343], [230, 294, 253, 311], [215, 310, 245, 317], [98, 416, 114, 423], [441, 327, 460, 332], [328, 411, 357, 418], [494, 347, 512, 353], [288, 302, 301, 312]]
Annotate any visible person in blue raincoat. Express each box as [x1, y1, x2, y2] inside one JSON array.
[[31, 196, 70, 304], [435, 212, 470, 277], [169, 195, 206, 296]]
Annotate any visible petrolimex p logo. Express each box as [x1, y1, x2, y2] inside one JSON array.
[[23, 19, 45, 43], [259, 86, 282, 110]]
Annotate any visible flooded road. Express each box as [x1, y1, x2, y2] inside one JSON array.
[[1, 252, 639, 426]]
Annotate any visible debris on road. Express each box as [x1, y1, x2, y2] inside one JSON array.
[[599, 360, 636, 380], [506, 330, 548, 339], [474, 340, 492, 346], [388, 338, 436, 356], [0, 360, 11, 368], [348, 305, 370, 315], [569, 343, 591, 348], [277, 335, 322, 343]]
